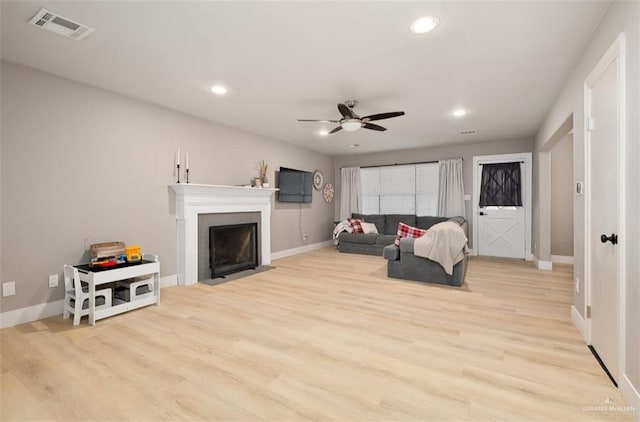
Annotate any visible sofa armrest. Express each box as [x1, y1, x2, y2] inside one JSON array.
[[398, 237, 416, 253], [383, 245, 400, 261]]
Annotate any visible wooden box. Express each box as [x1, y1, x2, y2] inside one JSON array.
[[90, 242, 125, 259]]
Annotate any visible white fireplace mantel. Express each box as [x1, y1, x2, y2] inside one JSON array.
[[170, 183, 277, 285]]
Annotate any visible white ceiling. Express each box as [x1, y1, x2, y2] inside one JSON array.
[[1, 1, 608, 156]]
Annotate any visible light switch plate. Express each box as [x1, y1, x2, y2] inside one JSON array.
[[48, 274, 59, 288], [2, 281, 16, 297]]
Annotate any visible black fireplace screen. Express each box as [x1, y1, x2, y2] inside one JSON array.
[[209, 223, 258, 278]]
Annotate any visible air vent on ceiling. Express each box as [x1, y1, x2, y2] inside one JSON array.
[[460, 130, 478, 135], [28, 8, 94, 40]]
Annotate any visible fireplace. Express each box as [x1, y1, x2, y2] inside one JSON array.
[[209, 223, 258, 278], [170, 184, 276, 286]]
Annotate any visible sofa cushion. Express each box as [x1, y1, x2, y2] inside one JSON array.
[[383, 245, 400, 261], [361, 222, 379, 234], [352, 214, 385, 234], [384, 214, 416, 235], [394, 222, 426, 246], [416, 216, 449, 230], [347, 218, 364, 233], [448, 216, 466, 225], [338, 232, 377, 245], [375, 234, 397, 246]]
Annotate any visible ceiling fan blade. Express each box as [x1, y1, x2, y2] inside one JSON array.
[[338, 103, 354, 118], [362, 122, 387, 131], [328, 126, 343, 134], [297, 119, 340, 123], [362, 111, 405, 121]]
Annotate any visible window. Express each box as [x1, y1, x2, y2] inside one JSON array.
[[479, 162, 522, 207], [361, 163, 439, 215]]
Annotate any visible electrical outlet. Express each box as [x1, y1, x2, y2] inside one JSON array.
[[575, 277, 580, 294], [303, 234, 308, 243], [48, 274, 59, 288], [2, 281, 16, 297]]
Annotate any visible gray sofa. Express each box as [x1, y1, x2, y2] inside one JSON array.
[[337, 214, 451, 256], [337, 213, 468, 287], [383, 222, 468, 287]]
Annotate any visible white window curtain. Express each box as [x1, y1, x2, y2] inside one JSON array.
[[340, 167, 362, 220], [437, 158, 465, 217]]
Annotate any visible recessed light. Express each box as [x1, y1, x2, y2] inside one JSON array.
[[451, 108, 467, 118], [349, 144, 360, 148], [410, 16, 440, 34], [210, 85, 228, 95], [318, 130, 329, 137]]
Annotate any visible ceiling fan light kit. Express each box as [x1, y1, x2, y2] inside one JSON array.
[[298, 100, 405, 135], [341, 119, 362, 132]]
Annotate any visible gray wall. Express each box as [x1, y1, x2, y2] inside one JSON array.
[[534, 1, 639, 399], [333, 138, 534, 249], [550, 134, 574, 257], [0, 61, 334, 313]]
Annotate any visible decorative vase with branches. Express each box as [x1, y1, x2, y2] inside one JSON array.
[[255, 160, 269, 186]]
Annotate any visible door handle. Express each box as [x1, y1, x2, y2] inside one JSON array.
[[600, 233, 618, 245], [479, 212, 486, 216]]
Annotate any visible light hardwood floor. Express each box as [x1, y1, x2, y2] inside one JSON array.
[[1, 248, 634, 421]]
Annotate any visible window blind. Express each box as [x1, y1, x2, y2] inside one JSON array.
[[415, 163, 439, 216], [360, 162, 439, 216], [360, 168, 380, 214]]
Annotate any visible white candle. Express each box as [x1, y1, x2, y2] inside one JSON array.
[[186, 152, 189, 170], [177, 147, 181, 167]]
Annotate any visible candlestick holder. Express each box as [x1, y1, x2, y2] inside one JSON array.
[[186, 169, 190, 184], [176, 164, 181, 183]]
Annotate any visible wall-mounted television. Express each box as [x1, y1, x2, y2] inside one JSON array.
[[277, 167, 312, 203]]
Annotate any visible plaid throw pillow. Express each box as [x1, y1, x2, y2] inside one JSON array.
[[347, 218, 365, 233], [394, 222, 426, 246]]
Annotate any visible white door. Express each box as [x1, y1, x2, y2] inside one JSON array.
[[478, 206, 526, 258], [477, 163, 526, 259], [586, 43, 621, 383]]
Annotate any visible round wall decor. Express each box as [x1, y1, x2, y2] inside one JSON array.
[[323, 182, 335, 203], [313, 169, 325, 190]]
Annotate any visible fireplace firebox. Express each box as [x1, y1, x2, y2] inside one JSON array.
[[209, 223, 258, 278]]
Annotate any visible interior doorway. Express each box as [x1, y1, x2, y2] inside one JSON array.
[[550, 133, 574, 264]]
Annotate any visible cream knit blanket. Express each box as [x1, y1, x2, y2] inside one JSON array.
[[413, 221, 468, 275]]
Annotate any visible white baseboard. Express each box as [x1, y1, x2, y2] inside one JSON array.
[[571, 305, 586, 340], [160, 274, 177, 288], [533, 254, 553, 270], [620, 374, 640, 417], [1, 277, 176, 329], [552, 255, 575, 264], [538, 260, 553, 270], [0, 299, 64, 329], [271, 240, 333, 260]]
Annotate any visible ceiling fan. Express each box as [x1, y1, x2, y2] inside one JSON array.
[[298, 100, 405, 134]]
